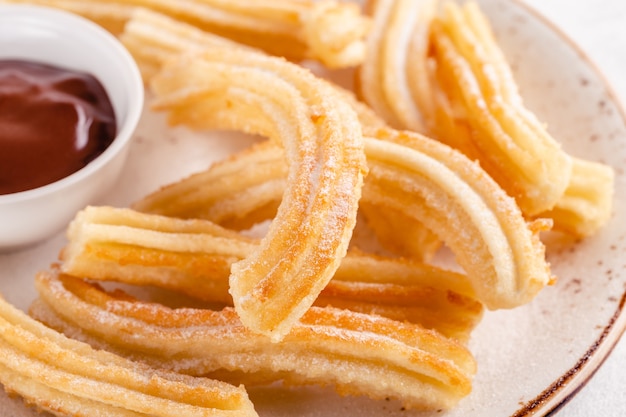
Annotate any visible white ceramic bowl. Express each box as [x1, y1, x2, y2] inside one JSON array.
[[0, 5, 144, 251]]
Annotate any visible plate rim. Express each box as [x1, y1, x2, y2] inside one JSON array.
[[503, 0, 626, 415]]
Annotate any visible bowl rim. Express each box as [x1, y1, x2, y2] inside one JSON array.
[[0, 4, 144, 204]]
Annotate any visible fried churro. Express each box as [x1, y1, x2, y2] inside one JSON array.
[[358, 0, 436, 133], [360, 0, 573, 216], [359, 0, 614, 233], [0, 292, 257, 417], [133, 127, 554, 310], [539, 157, 614, 237], [61, 206, 483, 341], [150, 48, 367, 340], [33, 269, 477, 411], [3, 0, 370, 68]]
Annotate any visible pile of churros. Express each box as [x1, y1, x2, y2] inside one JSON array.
[[0, 0, 615, 415]]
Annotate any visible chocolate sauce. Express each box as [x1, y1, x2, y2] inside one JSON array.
[[0, 59, 116, 195]]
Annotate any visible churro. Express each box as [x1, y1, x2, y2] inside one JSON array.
[[2, 0, 370, 68], [150, 48, 367, 340], [120, 8, 259, 81], [360, 0, 573, 216], [61, 206, 483, 341], [133, 139, 441, 260], [134, 126, 554, 310], [0, 292, 257, 417], [428, 3, 573, 215], [33, 269, 477, 411], [539, 157, 614, 237], [364, 129, 554, 309], [429, 2, 614, 233], [358, 0, 436, 133]]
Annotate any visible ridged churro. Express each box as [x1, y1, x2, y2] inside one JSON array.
[[33, 269, 477, 411], [360, 0, 573, 216], [428, 3, 573, 215], [363, 129, 554, 309], [358, 0, 436, 133], [0, 292, 257, 417], [150, 48, 367, 340], [120, 8, 259, 81], [134, 127, 554, 310], [539, 157, 614, 237], [2, 0, 370, 68], [61, 206, 483, 341], [132, 140, 441, 260], [358, 0, 614, 233]]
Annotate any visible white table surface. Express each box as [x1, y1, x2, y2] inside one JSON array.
[[521, 1, 626, 415]]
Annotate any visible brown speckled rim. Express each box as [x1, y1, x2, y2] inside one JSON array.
[[503, 1, 626, 415], [515, 293, 626, 416]]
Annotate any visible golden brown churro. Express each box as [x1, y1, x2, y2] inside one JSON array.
[[0, 293, 257, 417], [133, 125, 553, 310], [150, 48, 367, 340], [363, 129, 554, 309], [61, 206, 483, 341], [539, 157, 614, 237], [33, 269, 477, 411], [358, 0, 614, 233], [120, 8, 259, 80], [358, 0, 437, 133], [428, 3, 573, 215], [360, 0, 573, 216], [2, 0, 370, 68]]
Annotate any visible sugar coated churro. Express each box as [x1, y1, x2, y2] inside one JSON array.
[[0, 292, 257, 417], [150, 49, 367, 340], [33, 268, 477, 411]]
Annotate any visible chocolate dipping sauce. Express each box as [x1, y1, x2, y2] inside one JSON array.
[[0, 59, 116, 195]]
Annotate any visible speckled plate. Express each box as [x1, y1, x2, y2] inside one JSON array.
[[1, 0, 625, 416]]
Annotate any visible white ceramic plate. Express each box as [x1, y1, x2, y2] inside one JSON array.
[[1, 0, 625, 416]]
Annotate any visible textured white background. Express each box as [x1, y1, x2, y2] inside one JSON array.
[[523, 1, 626, 415]]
